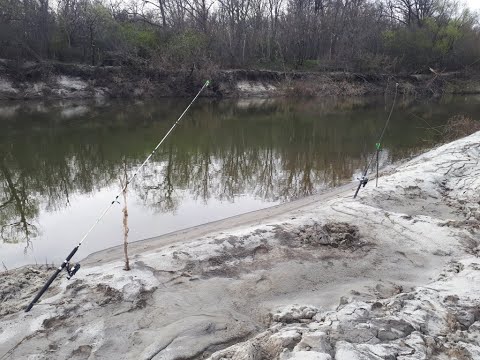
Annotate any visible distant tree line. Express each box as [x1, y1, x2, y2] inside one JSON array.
[[0, 0, 479, 72]]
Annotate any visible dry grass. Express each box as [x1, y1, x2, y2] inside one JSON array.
[[443, 115, 480, 141]]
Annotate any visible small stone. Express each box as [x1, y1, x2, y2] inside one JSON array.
[[294, 331, 331, 353], [288, 351, 332, 360]]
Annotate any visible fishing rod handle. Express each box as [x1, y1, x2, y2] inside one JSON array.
[[25, 267, 61, 312], [25, 246, 79, 312], [353, 181, 362, 199]]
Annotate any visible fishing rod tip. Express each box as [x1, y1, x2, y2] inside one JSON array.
[[205, 80, 211, 86]]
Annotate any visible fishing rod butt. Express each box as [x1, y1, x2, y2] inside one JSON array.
[[25, 245, 80, 312], [353, 182, 362, 199], [25, 267, 62, 312]]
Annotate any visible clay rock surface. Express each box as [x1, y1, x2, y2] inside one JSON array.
[[209, 258, 480, 360]]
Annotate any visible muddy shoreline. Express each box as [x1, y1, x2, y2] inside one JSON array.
[[1, 60, 479, 100], [1, 132, 479, 359]]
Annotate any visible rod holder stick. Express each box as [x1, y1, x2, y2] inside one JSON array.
[[375, 142, 381, 187], [353, 181, 362, 199]]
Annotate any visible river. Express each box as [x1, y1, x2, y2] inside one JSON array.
[[0, 95, 478, 268]]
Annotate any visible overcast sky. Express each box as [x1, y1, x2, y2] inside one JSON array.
[[465, 0, 480, 12]]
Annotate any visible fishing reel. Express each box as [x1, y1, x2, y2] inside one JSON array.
[[65, 262, 81, 280], [358, 176, 369, 187]]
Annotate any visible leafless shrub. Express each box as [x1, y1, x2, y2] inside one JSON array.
[[112, 75, 123, 86], [284, 77, 370, 98], [284, 81, 319, 97], [443, 115, 480, 141], [137, 78, 154, 94]]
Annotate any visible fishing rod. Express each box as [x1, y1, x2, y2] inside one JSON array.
[[354, 82, 398, 199], [25, 80, 210, 313]]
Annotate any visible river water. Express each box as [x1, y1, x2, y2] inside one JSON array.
[[0, 95, 478, 268]]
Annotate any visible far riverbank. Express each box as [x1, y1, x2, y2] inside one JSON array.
[[1, 60, 480, 100]]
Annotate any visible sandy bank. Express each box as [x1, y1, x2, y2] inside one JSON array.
[[1, 132, 479, 359]]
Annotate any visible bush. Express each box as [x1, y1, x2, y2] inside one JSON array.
[[443, 115, 480, 141]]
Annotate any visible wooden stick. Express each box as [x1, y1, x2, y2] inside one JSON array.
[[120, 160, 130, 271]]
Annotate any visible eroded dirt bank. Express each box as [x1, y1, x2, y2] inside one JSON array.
[[0, 132, 479, 359], [1, 59, 479, 100]]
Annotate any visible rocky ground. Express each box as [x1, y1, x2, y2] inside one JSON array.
[[0, 132, 479, 359], [210, 258, 480, 360]]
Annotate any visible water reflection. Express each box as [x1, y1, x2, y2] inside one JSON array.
[[0, 96, 478, 266], [0, 158, 38, 251]]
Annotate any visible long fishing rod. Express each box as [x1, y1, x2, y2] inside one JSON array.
[[25, 80, 210, 313], [354, 83, 398, 199]]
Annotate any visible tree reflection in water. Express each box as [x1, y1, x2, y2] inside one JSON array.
[[0, 95, 475, 249], [0, 157, 38, 252]]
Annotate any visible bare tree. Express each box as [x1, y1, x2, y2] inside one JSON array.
[[191, 0, 215, 32], [0, 160, 38, 253], [386, 0, 437, 26], [0, 0, 479, 74], [144, 0, 169, 26], [218, 0, 252, 64], [267, 0, 283, 60]]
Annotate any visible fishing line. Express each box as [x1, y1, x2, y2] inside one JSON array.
[[24, 80, 210, 313], [354, 83, 398, 198]]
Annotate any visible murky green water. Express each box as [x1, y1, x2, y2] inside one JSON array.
[[1, 95, 479, 268]]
